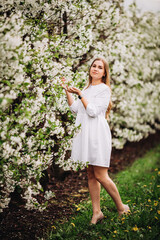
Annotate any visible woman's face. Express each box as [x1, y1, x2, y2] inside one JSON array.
[[90, 60, 105, 80]]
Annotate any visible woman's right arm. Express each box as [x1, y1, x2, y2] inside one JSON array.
[[65, 89, 74, 106], [66, 90, 79, 114], [60, 77, 79, 114], [61, 77, 74, 106]]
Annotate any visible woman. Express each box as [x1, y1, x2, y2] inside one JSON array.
[[61, 57, 130, 224]]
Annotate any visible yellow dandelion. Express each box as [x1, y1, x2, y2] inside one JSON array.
[[157, 210, 160, 214], [121, 217, 125, 221], [154, 201, 158, 206], [114, 230, 117, 234], [51, 225, 56, 229], [126, 200, 131, 203], [113, 235, 116, 238], [122, 221, 124, 224], [148, 226, 152, 229], [155, 168, 158, 171], [158, 171, 160, 175], [71, 222, 75, 227], [143, 185, 147, 187], [155, 216, 158, 220], [157, 185, 160, 188], [124, 230, 129, 232], [76, 208, 80, 211], [132, 226, 138, 231], [148, 199, 151, 203]]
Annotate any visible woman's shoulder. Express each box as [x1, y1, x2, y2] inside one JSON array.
[[95, 84, 111, 97], [97, 83, 111, 92], [100, 83, 110, 89]]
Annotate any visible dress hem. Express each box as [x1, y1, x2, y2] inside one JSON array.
[[88, 163, 110, 168]]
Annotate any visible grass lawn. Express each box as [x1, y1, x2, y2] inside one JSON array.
[[43, 144, 160, 240]]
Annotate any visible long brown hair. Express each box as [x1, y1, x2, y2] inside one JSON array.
[[85, 57, 112, 120]]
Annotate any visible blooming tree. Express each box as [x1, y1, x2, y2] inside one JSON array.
[[0, 0, 160, 212]]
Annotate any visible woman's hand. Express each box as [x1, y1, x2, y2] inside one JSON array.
[[60, 77, 82, 96], [60, 77, 68, 90], [67, 86, 82, 96]]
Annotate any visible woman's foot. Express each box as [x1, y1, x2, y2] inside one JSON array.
[[90, 211, 104, 224], [118, 204, 130, 217]]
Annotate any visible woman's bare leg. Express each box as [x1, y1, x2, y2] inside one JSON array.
[[93, 166, 130, 215], [87, 165, 104, 224]]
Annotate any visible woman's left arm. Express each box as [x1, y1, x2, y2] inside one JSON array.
[[85, 88, 111, 117]]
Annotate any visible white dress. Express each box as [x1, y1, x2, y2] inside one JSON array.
[[69, 83, 112, 168]]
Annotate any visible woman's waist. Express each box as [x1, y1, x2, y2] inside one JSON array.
[[75, 113, 107, 125]]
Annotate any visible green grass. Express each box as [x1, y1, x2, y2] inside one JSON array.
[[44, 144, 160, 240]]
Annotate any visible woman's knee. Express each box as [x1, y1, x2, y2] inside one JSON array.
[[93, 167, 109, 183], [87, 165, 95, 180], [94, 172, 103, 183]]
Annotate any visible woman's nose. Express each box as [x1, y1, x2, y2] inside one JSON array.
[[94, 67, 98, 71]]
